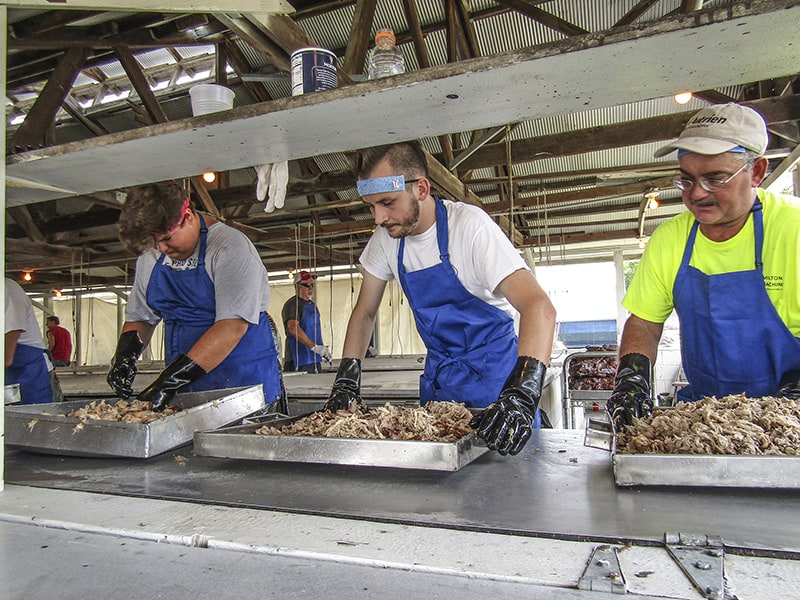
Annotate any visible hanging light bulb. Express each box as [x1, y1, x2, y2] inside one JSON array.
[[644, 188, 660, 210], [201, 171, 217, 184], [674, 91, 693, 105], [22, 271, 32, 282], [638, 238, 647, 250], [54, 289, 63, 298]]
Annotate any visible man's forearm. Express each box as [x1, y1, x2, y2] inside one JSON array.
[[618, 315, 663, 362]]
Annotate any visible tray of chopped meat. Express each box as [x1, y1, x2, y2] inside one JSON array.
[[193, 401, 488, 471], [4, 385, 265, 458], [608, 394, 800, 488]]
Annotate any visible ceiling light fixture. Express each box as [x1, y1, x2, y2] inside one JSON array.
[[674, 91, 693, 105], [202, 171, 217, 184], [22, 271, 32, 282], [644, 188, 660, 210]]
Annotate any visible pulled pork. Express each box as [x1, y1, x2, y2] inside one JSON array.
[[256, 401, 474, 443], [67, 399, 181, 424], [616, 394, 800, 455]]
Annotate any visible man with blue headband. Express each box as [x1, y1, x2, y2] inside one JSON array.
[[323, 141, 557, 456], [608, 103, 800, 431]]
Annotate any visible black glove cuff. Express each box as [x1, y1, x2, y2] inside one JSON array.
[[502, 356, 547, 406], [334, 357, 361, 390], [615, 353, 651, 391], [115, 330, 144, 360]]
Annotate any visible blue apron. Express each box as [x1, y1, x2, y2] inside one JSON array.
[[146, 214, 281, 403], [6, 343, 53, 404], [674, 201, 800, 401], [398, 198, 540, 424], [288, 299, 323, 371]]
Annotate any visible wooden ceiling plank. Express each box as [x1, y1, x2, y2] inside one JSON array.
[[8, 207, 48, 243], [493, 0, 589, 37], [115, 46, 169, 124], [343, 0, 378, 76], [457, 95, 800, 170], [445, 0, 459, 62], [9, 10, 103, 37], [455, 0, 481, 58], [62, 95, 109, 137], [402, 0, 431, 69], [614, 0, 660, 28], [243, 13, 317, 53], [12, 47, 89, 151], [1, 0, 293, 11], [424, 150, 522, 245], [224, 38, 274, 102], [216, 13, 291, 72]]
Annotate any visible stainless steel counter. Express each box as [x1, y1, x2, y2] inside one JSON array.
[[5, 430, 799, 555]]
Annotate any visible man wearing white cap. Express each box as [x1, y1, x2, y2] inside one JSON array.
[[607, 103, 800, 430], [282, 270, 332, 373]]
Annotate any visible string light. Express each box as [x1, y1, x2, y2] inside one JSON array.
[[201, 171, 217, 184]]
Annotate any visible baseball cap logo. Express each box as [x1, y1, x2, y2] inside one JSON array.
[[686, 114, 727, 128], [653, 103, 768, 158]]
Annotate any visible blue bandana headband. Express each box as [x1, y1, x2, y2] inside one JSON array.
[[677, 145, 748, 157], [356, 175, 408, 196]]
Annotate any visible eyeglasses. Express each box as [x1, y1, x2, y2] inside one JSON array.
[[154, 213, 188, 245], [672, 160, 754, 193]]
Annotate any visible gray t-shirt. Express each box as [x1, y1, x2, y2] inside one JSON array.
[[126, 221, 270, 326]]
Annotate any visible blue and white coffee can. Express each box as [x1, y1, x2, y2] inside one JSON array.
[[290, 47, 338, 96]]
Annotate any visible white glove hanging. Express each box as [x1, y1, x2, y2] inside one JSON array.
[[266, 160, 289, 212], [256, 164, 271, 203]]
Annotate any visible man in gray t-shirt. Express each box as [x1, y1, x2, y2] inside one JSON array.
[[107, 182, 281, 411]]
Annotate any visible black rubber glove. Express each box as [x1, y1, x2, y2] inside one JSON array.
[[777, 369, 800, 400], [323, 358, 366, 412], [470, 356, 546, 456], [606, 353, 654, 431], [107, 330, 144, 398], [137, 353, 206, 412]]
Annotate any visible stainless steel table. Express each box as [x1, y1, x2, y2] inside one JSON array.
[[4, 430, 799, 555]]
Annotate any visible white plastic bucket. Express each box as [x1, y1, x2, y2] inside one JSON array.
[[189, 84, 235, 116]]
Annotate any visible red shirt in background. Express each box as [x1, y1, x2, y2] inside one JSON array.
[[47, 325, 72, 363]]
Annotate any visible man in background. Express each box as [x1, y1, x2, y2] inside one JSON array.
[[46, 315, 72, 367], [282, 270, 332, 373]]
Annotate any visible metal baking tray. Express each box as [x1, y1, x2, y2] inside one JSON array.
[[4, 384, 21, 405], [193, 412, 488, 471], [585, 415, 800, 489], [4, 385, 265, 458], [612, 449, 800, 489]]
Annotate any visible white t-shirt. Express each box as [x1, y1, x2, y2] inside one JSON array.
[[126, 220, 270, 326], [5, 278, 45, 349], [359, 199, 529, 318]]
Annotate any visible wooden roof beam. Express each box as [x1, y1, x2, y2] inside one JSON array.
[[12, 47, 89, 151], [343, 0, 378, 76]]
